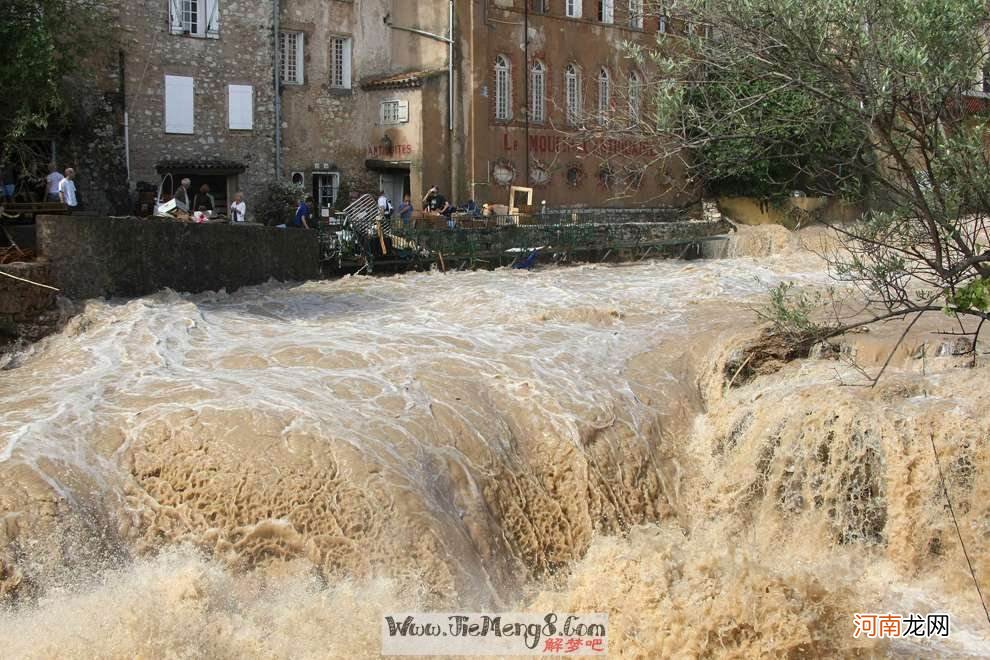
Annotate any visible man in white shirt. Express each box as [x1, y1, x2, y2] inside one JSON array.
[[229, 191, 246, 223], [45, 163, 64, 202], [58, 167, 78, 212], [377, 190, 393, 219]]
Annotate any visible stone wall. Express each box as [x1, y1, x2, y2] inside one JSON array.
[[395, 217, 732, 259], [120, 0, 277, 211], [0, 262, 60, 348], [36, 215, 320, 300]]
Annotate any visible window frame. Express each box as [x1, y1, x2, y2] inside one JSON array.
[[380, 99, 410, 125], [565, 63, 582, 126], [628, 0, 643, 29], [279, 31, 305, 85], [329, 36, 352, 90], [530, 60, 546, 124], [597, 67, 611, 124], [565, 0, 582, 19], [314, 172, 341, 210], [598, 0, 614, 24], [169, 0, 219, 39], [494, 55, 512, 122], [628, 71, 642, 126]]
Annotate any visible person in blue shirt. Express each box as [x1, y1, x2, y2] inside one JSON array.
[[397, 194, 414, 227], [290, 195, 313, 229]]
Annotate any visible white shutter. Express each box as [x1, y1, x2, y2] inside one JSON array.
[[397, 100, 409, 123], [228, 84, 253, 130], [205, 0, 220, 37], [169, 0, 184, 34], [165, 75, 194, 134], [343, 39, 352, 89], [296, 33, 305, 83]]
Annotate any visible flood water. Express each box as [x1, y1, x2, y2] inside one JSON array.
[[0, 227, 988, 657]]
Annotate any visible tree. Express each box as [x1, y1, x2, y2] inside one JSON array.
[[0, 0, 106, 170], [591, 0, 990, 368]]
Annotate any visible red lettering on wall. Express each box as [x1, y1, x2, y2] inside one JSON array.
[[366, 144, 414, 158]]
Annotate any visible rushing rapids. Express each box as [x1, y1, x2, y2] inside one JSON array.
[[0, 226, 988, 657]]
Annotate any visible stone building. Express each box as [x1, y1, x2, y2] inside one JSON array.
[[117, 0, 277, 216], [456, 0, 696, 209], [65, 0, 692, 217], [276, 0, 695, 213]]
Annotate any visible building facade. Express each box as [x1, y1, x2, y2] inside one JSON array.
[[66, 0, 693, 217], [459, 0, 696, 209], [119, 0, 277, 216]]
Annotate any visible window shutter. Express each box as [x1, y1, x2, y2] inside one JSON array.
[[168, 0, 184, 35], [397, 100, 409, 123], [205, 0, 220, 37], [297, 33, 305, 83], [343, 40, 352, 89], [165, 75, 195, 134], [228, 84, 253, 130]]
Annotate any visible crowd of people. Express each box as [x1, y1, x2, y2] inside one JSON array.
[[171, 177, 247, 224], [376, 185, 487, 230], [0, 162, 79, 213]]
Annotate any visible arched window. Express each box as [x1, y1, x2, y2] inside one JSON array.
[[494, 55, 511, 121], [565, 64, 582, 126], [597, 67, 611, 124], [628, 71, 642, 125], [530, 60, 546, 123], [628, 0, 643, 29], [598, 0, 614, 24]]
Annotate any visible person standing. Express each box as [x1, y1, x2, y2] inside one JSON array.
[[45, 163, 64, 202], [193, 184, 215, 212], [58, 167, 78, 212], [397, 194, 414, 228], [289, 195, 313, 229], [229, 191, 246, 223], [174, 178, 191, 210], [377, 190, 393, 220], [422, 185, 438, 211]]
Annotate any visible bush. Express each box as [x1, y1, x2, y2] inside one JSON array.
[[253, 180, 304, 226]]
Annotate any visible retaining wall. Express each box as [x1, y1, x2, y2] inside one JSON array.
[[36, 215, 321, 300], [0, 262, 60, 347]]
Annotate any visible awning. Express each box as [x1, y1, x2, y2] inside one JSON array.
[[365, 159, 412, 172], [156, 159, 246, 175], [360, 69, 445, 91]]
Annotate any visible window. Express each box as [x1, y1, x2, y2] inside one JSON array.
[[597, 68, 610, 124], [598, 0, 614, 24], [228, 84, 253, 130], [565, 64, 581, 126], [530, 61, 546, 123], [315, 172, 340, 209], [381, 100, 410, 124], [494, 55, 512, 121], [330, 37, 352, 89], [658, 15, 667, 33], [629, 0, 643, 29], [279, 32, 304, 85], [566, 0, 581, 18], [628, 71, 641, 125], [169, 0, 219, 38], [531, 0, 548, 13], [164, 75, 194, 134]]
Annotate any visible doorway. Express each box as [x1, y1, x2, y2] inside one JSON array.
[[379, 171, 410, 212]]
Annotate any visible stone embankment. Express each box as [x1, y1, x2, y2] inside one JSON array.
[[0, 261, 61, 350]]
